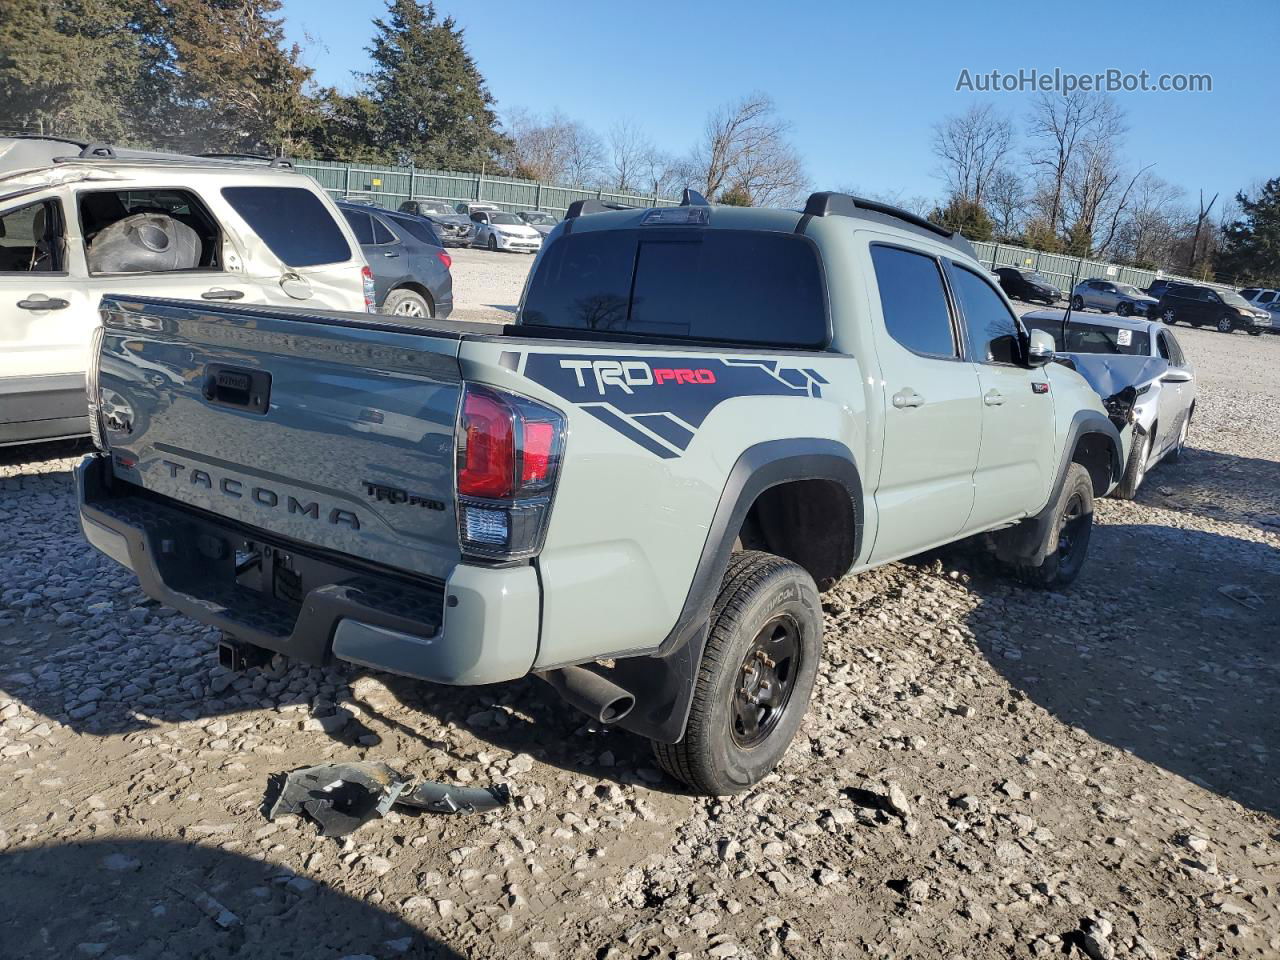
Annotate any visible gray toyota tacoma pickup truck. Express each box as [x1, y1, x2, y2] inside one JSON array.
[[77, 192, 1122, 795]]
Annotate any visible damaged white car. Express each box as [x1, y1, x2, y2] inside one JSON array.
[[1022, 311, 1197, 499]]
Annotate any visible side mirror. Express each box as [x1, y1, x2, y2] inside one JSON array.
[[1026, 328, 1055, 367], [1161, 368, 1193, 383]]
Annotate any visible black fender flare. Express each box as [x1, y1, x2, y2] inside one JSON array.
[[602, 438, 863, 743], [993, 410, 1122, 565]]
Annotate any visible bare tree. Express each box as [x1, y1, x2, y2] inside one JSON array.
[[1111, 172, 1185, 266], [1187, 189, 1218, 273], [606, 119, 653, 192], [504, 108, 604, 186], [985, 167, 1028, 240], [1026, 92, 1125, 235], [691, 92, 806, 206], [931, 103, 1013, 205]]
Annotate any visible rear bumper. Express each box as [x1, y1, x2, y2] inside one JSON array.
[[0, 373, 88, 446], [76, 455, 539, 685]]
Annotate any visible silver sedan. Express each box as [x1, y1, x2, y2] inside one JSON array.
[[1021, 311, 1196, 499], [1071, 279, 1160, 317]]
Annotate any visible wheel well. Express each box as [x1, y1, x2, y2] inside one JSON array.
[[392, 282, 434, 313], [736, 479, 855, 591], [1072, 433, 1117, 495]]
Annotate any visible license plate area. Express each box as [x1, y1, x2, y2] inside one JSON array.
[[204, 364, 271, 414]]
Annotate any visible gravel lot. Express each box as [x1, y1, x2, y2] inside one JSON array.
[[446, 247, 533, 323], [1, 294, 1278, 959]]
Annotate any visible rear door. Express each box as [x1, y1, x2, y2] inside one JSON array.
[[865, 242, 982, 562], [97, 296, 466, 579], [947, 261, 1056, 527]]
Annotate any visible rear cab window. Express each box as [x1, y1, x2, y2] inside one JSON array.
[[222, 186, 352, 267], [521, 228, 828, 349]]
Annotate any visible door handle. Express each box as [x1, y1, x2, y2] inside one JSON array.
[[17, 297, 70, 311], [382, 251, 400, 258], [891, 389, 925, 409], [983, 389, 1005, 406], [201, 289, 244, 301]]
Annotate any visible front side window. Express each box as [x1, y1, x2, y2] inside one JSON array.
[[1258, 291, 1277, 304], [869, 245, 955, 357], [0, 199, 64, 273], [1166, 332, 1186, 366], [222, 186, 351, 267], [947, 262, 1022, 363]]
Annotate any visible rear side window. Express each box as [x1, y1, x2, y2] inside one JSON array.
[[341, 209, 374, 245], [521, 229, 827, 348], [389, 214, 441, 246], [371, 216, 395, 244], [947, 263, 1022, 363], [870, 245, 955, 357], [221, 187, 351, 267]]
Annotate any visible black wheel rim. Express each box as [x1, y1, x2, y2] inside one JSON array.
[[732, 615, 801, 748], [1056, 492, 1090, 578]]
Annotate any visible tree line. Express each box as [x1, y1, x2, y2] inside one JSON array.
[[2, 0, 1275, 283]]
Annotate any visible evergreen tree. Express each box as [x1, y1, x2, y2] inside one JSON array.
[[931, 195, 994, 241], [1218, 178, 1280, 284], [362, 0, 508, 168], [717, 184, 752, 206], [0, 0, 142, 140]]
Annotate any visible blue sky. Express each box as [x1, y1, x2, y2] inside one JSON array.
[[281, 0, 1276, 208]]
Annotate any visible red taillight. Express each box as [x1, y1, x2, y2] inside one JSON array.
[[457, 389, 515, 498], [437, 250, 452, 270], [455, 384, 564, 560], [521, 420, 554, 487], [361, 265, 376, 312]]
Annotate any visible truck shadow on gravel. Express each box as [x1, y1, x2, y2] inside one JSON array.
[[1132, 445, 1280, 532], [0, 838, 464, 959], [955, 520, 1280, 819]]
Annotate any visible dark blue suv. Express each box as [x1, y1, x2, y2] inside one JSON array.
[[337, 202, 454, 319]]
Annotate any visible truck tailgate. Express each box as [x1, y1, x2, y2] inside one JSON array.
[[96, 296, 465, 581]]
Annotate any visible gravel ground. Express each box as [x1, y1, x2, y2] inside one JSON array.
[[446, 247, 533, 323], [1, 316, 1278, 959]]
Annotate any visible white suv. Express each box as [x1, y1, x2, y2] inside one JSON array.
[[0, 137, 370, 446]]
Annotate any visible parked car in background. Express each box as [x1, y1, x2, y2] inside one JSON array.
[[469, 209, 542, 253], [0, 136, 368, 446], [397, 197, 474, 247], [517, 210, 559, 236], [454, 200, 502, 218], [1155, 282, 1271, 335], [337, 202, 453, 318], [1070, 278, 1159, 316], [1144, 278, 1172, 301], [1023, 311, 1196, 499], [994, 266, 1061, 304], [1239, 287, 1279, 311], [339, 194, 380, 207]]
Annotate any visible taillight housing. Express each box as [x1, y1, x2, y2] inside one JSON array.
[[86, 322, 108, 451], [437, 250, 452, 270], [455, 383, 565, 561], [361, 265, 376, 313]]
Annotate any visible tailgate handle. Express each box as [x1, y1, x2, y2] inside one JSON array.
[[203, 365, 271, 414]]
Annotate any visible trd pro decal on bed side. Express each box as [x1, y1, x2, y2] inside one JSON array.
[[504, 351, 828, 459]]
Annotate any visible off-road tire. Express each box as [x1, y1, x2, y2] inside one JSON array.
[[652, 551, 822, 796], [381, 289, 432, 318], [1114, 429, 1151, 500], [1014, 463, 1094, 589]]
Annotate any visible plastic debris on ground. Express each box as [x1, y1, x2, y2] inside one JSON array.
[[265, 760, 512, 837]]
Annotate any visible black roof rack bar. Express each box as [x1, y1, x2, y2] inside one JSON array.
[[2, 134, 88, 148], [200, 152, 294, 168], [803, 191, 975, 257], [565, 198, 637, 219], [78, 143, 116, 159], [681, 187, 709, 206]]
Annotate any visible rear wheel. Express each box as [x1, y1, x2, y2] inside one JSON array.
[[1217, 314, 1235, 333], [1013, 464, 1094, 589], [382, 289, 431, 318], [652, 551, 822, 795]]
